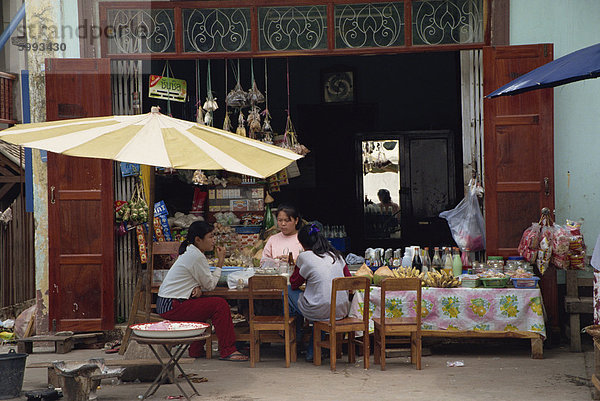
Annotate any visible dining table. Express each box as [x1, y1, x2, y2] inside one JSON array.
[[348, 286, 546, 358]]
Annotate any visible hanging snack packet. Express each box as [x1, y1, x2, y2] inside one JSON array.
[[136, 225, 148, 264], [536, 236, 552, 275], [518, 222, 541, 263]]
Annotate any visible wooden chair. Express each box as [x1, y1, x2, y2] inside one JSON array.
[[373, 277, 422, 370], [313, 276, 370, 371], [248, 275, 297, 367]]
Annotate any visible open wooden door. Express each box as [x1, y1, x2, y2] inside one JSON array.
[[483, 44, 558, 338], [46, 59, 115, 331]]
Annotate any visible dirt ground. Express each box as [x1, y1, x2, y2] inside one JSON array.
[[1, 337, 596, 401]]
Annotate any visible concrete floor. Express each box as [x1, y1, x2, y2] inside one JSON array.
[[1, 338, 595, 401]]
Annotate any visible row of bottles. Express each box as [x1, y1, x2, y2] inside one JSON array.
[[323, 225, 347, 238], [366, 246, 475, 277]]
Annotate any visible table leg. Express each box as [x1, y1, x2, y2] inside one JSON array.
[[142, 344, 171, 400], [142, 344, 196, 401], [531, 337, 544, 359], [161, 344, 200, 398]]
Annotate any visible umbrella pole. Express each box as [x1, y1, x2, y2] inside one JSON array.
[[144, 166, 155, 320], [119, 167, 156, 355]]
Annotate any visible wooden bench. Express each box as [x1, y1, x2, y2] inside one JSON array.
[[17, 333, 103, 354], [564, 270, 593, 352], [27, 358, 195, 387]]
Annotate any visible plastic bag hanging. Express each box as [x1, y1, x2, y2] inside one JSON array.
[[439, 181, 485, 251], [236, 110, 246, 136], [246, 59, 263, 139], [226, 60, 248, 108], [195, 60, 205, 125], [222, 60, 232, 132], [223, 111, 233, 132], [261, 59, 273, 143], [202, 60, 218, 126], [282, 58, 309, 155]]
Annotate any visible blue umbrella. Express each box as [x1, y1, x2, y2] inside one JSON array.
[[486, 43, 600, 98]]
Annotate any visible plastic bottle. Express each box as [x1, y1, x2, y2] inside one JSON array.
[[431, 247, 443, 272], [443, 247, 453, 275], [452, 247, 463, 277], [401, 247, 413, 268], [422, 247, 431, 273]]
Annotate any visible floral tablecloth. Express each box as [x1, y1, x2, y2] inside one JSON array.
[[349, 287, 546, 338]]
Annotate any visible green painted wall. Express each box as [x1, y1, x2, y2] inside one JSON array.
[[510, 0, 600, 249]]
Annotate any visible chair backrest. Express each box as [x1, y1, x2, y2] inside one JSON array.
[[380, 277, 421, 331], [330, 276, 370, 327], [248, 275, 289, 320]]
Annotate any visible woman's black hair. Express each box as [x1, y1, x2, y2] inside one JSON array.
[[377, 189, 392, 204], [297, 223, 343, 263], [179, 220, 214, 254], [276, 204, 303, 230]]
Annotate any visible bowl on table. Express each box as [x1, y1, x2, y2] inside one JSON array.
[[130, 321, 209, 338]]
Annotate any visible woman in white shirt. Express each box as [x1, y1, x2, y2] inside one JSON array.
[[157, 221, 247, 361]]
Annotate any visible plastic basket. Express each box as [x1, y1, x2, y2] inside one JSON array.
[[511, 277, 540, 289], [480, 277, 510, 288], [460, 277, 480, 288]]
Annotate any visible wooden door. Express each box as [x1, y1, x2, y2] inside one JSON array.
[[483, 44, 554, 256], [46, 58, 115, 331], [483, 44, 557, 337]]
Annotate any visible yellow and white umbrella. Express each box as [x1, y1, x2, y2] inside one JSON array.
[[0, 107, 302, 178]]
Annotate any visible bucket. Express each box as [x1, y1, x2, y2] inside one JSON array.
[[0, 349, 28, 400]]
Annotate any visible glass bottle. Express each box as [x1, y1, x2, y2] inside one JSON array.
[[412, 246, 423, 272], [452, 247, 463, 277], [431, 247, 443, 272], [422, 247, 431, 273], [461, 248, 472, 274], [443, 247, 453, 275]]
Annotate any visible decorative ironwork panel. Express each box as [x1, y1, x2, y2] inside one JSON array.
[[258, 6, 327, 51], [412, 0, 483, 45], [335, 3, 404, 49], [183, 8, 251, 53], [107, 9, 175, 54]]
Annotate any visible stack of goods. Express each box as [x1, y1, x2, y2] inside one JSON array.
[[153, 201, 173, 241], [566, 219, 586, 269], [212, 223, 239, 255]]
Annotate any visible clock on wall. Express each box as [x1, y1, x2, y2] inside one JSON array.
[[322, 69, 354, 103]]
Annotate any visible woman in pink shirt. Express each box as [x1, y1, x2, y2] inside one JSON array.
[[261, 204, 303, 263]]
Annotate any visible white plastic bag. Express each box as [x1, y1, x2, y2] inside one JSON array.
[[227, 268, 255, 289], [439, 181, 485, 251]]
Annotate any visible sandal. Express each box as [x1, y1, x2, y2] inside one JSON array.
[[219, 351, 248, 362]]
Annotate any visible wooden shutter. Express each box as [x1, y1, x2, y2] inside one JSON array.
[[45, 58, 115, 331]]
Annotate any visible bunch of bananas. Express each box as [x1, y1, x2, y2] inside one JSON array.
[[422, 269, 461, 288], [392, 267, 425, 280]]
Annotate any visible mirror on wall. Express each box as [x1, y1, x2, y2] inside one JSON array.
[[361, 140, 401, 239]]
